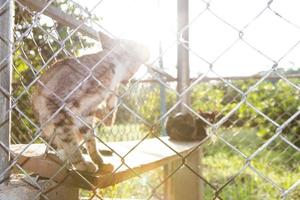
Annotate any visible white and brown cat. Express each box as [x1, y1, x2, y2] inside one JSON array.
[[32, 32, 149, 173]]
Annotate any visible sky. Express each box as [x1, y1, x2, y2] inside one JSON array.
[[73, 0, 300, 78]]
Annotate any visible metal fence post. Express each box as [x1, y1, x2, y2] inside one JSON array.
[[0, 0, 13, 183], [165, 0, 203, 199], [176, 0, 190, 111], [159, 42, 167, 136]]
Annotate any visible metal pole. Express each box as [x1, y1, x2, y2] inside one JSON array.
[[0, 0, 13, 183], [159, 42, 167, 136], [167, 0, 203, 199], [177, 0, 190, 112]]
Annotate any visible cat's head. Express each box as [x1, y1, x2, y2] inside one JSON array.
[[98, 31, 150, 84], [198, 110, 218, 124]]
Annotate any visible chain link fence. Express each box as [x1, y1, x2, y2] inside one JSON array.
[[0, 0, 299, 199]]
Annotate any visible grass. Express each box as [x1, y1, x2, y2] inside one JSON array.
[[81, 125, 300, 200], [202, 129, 300, 200]]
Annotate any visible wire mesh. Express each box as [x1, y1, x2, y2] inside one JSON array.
[[0, 0, 299, 199]]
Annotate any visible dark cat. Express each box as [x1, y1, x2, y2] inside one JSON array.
[[165, 111, 217, 141]]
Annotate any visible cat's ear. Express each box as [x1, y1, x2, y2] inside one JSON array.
[[98, 31, 116, 49], [206, 111, 217, 122], [211, 111, 218, 120], [198, 110, 204, 115]]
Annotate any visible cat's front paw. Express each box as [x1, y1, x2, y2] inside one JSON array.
[[74, 161, 98, 173]]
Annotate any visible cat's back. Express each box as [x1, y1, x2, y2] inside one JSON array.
[[31, 51, 117, 122], [35, 51, 114, 99]]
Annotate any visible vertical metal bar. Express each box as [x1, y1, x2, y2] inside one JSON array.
[[177, 0, 190, 112], [0, 0, 13, 183], [159, 42, 167, 136], [167, 0, 203, 199]]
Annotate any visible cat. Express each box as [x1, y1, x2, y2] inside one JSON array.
[[165, 111, 217, 141], [31, 32, 149, 174]]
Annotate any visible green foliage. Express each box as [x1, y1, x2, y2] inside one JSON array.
[[133, 76, 300, 146], [139, 84, 176, 125], [203, 129, 300, 200], [245, 79, 300, 143]]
